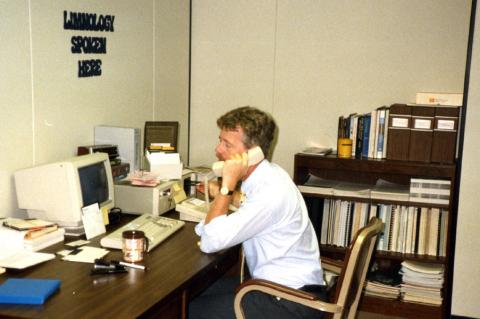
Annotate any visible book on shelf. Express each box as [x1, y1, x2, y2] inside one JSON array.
[[349, 114, 359, 157], [354, 115, 364, 159], [361, 113, 371, 158], [375, 106, 389, 159], [386, 103, 411, 161], [427, 208, 440, 256], [408, 104, 435, 163], [431, 105, 460, 164], [368, 109, 378, 158]]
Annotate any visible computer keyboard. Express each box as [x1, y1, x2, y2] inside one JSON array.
[[100, 214, 185, 252]]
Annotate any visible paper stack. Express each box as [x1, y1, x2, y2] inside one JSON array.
[[297, 174, 338, 196], [370, 179, 410, 202], [364, 268, 402, 300], [400, 260, 444, 306], [145, 150, 183, 180], [1, 218, 65, 252]]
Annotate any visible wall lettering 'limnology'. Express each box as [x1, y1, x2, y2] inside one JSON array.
[[63, 10, 115, 78]]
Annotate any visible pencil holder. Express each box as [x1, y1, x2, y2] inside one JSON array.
[[337, 138, 352, 158]]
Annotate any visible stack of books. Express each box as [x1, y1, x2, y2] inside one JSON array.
[[337, 106, 390, 159], [409, 178, 451, 206], [364, 268, 402, 300], [1, 218, 65, 252], [400, 260, 444, 306]]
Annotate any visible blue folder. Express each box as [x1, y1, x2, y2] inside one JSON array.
[[0, 278, 61, 304]]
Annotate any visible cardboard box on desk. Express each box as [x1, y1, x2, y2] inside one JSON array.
[[145, 150, 183, 180]]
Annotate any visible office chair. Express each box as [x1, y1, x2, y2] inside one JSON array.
[[234, 217, 383, 319]]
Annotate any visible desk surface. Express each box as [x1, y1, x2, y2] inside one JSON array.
[[0, 215, 239, 319]]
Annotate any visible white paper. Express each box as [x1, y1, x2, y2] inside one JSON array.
[[392, 117, 409, 128], [147, 151, 180, 164], [413, 119, 432, 129], [437, 119, 455, 130], [66, 239, 90, 247], [62, 246, 109, 263], [0, 250, 55, 269], [0, 225, 26, 251], [81, 203, 106, 240]]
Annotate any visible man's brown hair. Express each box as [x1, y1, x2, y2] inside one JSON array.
[[217, 106, 277, 156]]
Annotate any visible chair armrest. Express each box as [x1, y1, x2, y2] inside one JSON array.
[[234, 279, 342, 316], [321, 257, 343, 274]]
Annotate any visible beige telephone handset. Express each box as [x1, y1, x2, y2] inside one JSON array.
[[212, 146, 264, 177]]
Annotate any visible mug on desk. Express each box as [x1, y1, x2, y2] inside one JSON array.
[[337, 138, 353, 158], [122, 230, 148, 263]]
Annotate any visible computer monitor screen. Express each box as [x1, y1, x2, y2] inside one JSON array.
[[79, 162, 109, 207], [14, 153, 114, 233]]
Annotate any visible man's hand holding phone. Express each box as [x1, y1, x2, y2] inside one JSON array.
[[221, 152, 249, 192]]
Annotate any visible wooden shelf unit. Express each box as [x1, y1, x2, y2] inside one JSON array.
[[294, 153, 457, 319]]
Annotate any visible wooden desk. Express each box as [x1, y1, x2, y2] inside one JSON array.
[[0, 216, 239, 319]]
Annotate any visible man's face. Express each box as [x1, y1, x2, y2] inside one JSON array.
[[215, 127, 248, 161]]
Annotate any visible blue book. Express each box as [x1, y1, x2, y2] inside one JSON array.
[[0, 278, 61, 304], [362, 113, 371, 158]]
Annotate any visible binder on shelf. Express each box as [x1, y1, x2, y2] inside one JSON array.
[[386, 103, 411, 161], [375, 106, 389, 159], [408, 104, 435, 162], [361, 113, 371, 158], [431, 106, 460, 164], [355, 115, 364, 159]]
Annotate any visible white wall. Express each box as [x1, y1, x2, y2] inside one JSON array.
[[452, 3, 480, 318], [0, 0, 190, 218], [154, 0, 191, 163], [190, 0, 471, 175]]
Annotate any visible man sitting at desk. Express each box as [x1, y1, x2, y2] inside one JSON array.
[[189, 106, 326, 319]]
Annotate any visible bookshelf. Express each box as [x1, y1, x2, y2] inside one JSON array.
[[294, 153, 457, 319]]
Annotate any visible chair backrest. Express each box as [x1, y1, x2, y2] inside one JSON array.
[[331, 217, 383, 319]]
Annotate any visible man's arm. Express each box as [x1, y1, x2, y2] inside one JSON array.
[[205, 153, 248, 224]]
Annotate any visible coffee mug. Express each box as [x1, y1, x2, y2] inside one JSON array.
[[122, 230, 148, 263]]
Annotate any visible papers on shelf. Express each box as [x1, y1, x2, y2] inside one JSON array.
[[332, 182, 371, 198], [370, 179, 410, 202], [297, 175, 338, 196], [400, 260, 444, 306], [299, 147, 333, 156]]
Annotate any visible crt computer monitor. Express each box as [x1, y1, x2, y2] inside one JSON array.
[[14, 153, 114, 229]]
